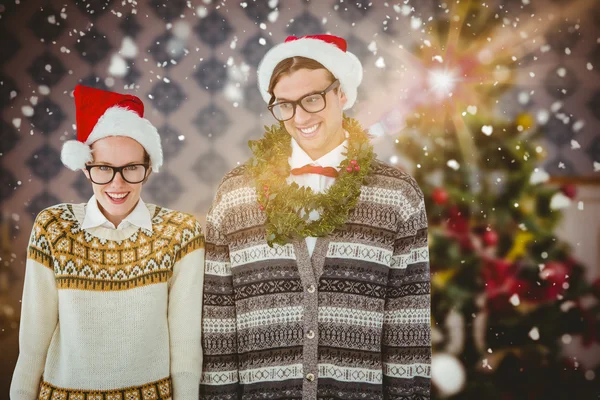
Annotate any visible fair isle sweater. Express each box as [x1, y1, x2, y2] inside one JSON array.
[[200, 160, 431, 400], [10, 202, 205, 400]]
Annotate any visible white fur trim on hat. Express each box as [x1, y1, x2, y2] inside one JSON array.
[[61, 107, 164, 172], [61, 140, 93, 171], [257, 37, 363, 110]]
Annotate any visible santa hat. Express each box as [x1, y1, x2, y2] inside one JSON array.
[[61, 85, 163, 172], [257, 34, 363, 110]]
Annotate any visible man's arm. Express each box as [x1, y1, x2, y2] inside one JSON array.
[[200, 199, 240, 400], [383, 195, 432, 400]]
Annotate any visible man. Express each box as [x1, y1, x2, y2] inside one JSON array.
[[201, 35, 431, 399]]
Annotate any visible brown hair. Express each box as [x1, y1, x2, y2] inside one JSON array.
[[267, 57, 337, 104], [142, 150, 151, 183], [86, 142, 151, 165]]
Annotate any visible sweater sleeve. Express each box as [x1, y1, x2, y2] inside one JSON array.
[[10, 211, 59, 400], [169, 217, 205, 400], [200, 199, 240, 400], [383, 195, 432, 400]]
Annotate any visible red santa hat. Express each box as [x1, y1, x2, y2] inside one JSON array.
[[61, 85, 163, 172], [257, 34, 363, 110]]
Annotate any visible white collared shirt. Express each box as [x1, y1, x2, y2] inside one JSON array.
[[287, 136, 348, 256], [81, 195, 153, 231]]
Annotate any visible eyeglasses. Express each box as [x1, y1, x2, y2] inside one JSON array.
[[85, 164, 149, 185], [268, 80, 340, 122]]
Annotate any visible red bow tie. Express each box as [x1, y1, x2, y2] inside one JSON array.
[[290, 164, 339, 178]]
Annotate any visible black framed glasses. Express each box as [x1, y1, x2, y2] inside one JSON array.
[[268, 80, 340, 122], [85, 164, 149, 185]]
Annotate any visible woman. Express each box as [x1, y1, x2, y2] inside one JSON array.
[[10, 85, 204, 400]]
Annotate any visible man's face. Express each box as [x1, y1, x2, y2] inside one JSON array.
[[272, 68, 347, 160], [83, 136, 149, 223]]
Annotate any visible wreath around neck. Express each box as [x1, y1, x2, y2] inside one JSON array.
[[247, 116, 375, 246]]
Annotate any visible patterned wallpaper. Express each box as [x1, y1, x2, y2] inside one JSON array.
[[0, 0, 599, 390]]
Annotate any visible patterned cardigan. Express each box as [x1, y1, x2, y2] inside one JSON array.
[[200, 160, 431, 400]]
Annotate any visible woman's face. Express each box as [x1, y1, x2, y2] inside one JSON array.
[[83, 136, 150, 224]]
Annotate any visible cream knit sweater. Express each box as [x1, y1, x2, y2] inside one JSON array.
[[10, 202, 204, 400]]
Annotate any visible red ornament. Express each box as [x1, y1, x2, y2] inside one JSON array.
[[346, 166, 354, 173], [259, 204, 265, 211], [540, 261, 569, 286], [486, 292, 512, 314], [483, 229, 499, 247], [350, 159, 357, 165], [482, 258, 525, 314], [354, 165, 360, 172], [447, 206, 469, 235], [457, 235, 474, 251], [561, 183, 577, 199], [263, 185, 269, 192], [432, 187, 449, 205], [525, 261, 572, 302]]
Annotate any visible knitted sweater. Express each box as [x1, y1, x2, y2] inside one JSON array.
[[10, 203, 205, 400], [200, 160, 431, 400]]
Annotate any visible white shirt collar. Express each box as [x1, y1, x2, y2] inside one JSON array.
[[289, 134, 348, 170], [81, 195, 153, 231]]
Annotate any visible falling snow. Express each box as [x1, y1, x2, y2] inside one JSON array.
[[268, 10, 279, 23], [550, 192, 572, 210], [38, 85, 50, 95], [530, 168, 550, 184], [447, 160, 460, 170], [21, 106, 34, 117], [528, 327, 540, 341], [108, 55, 127, 77]]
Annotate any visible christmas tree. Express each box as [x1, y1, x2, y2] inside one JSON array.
[[399, 111, 599, 399], [391, 1, 600, 398]]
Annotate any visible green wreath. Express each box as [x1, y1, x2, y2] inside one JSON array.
[[247, 116, 375, 246]]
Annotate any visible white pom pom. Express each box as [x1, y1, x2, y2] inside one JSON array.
[[61, 140, 93, 171]]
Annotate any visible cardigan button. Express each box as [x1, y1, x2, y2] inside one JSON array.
[[306, 330, 315, 339], [307, 285, 316, 293], [306, 373, 315, 381]]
